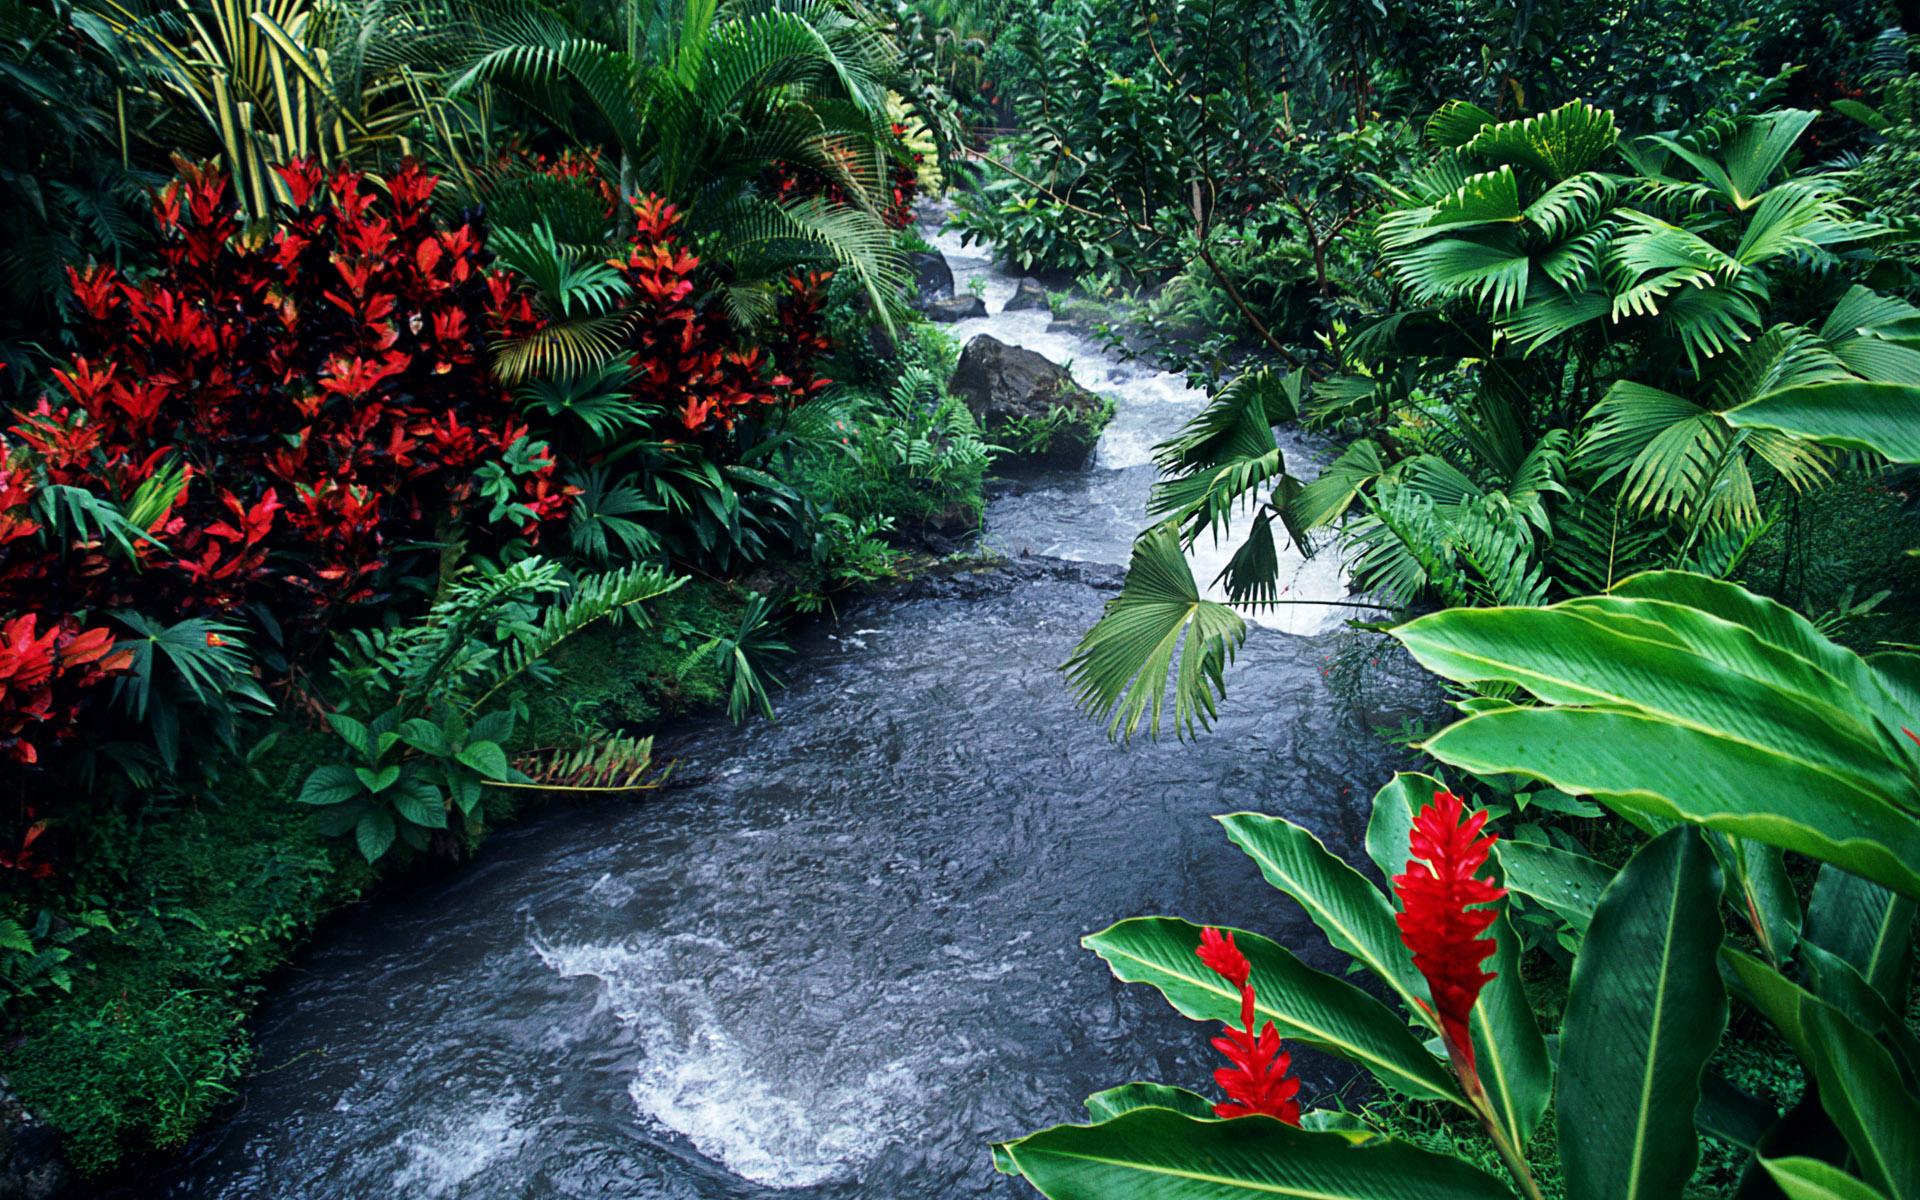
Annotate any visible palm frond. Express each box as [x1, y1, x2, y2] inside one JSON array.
[[1148, 367, 1306, 547], [1464, 100, 1619, 182], [1062, 523, 1248, 742]]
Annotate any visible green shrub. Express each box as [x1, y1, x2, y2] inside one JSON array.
[[801, 360, 995, 528]]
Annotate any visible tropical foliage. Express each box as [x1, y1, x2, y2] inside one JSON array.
[[1066, 96, 1920, 739], [1009, 576, 1918, 1197]]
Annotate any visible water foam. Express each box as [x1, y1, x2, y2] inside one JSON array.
[[390, 1100, 529, 1197], [534, 935, 919, 1189]]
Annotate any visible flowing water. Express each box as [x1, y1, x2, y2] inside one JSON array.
[[135, 215, 1430, 1199]]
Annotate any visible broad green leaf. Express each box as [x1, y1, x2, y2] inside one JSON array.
[[1798, 998, 1920, 1199], [1467, 903, 1552, 1150], [1605, 572, 1920, 771], [1604, 572, 1920, 758], [1805, 866, 1916, 1005], [390, 778, 447, 830], [1360, 776, 1551, 1144], [1417, 706, 1920, 901], [1495, 839, 1614, 930], [1084, 918, 1462, 1105], [995, 1107, 1514, 1200], [1559, 827, 1727, 1200], [1215, 814, 1428, 1017], [355, 764, 400, 795], [457, 740, 513, 780], [1397, 603, 1903, 796], [326, 711, 372, 757], [1698, 1073, 1781, 1152], [1725, 380, 1920, 464], [1363, 772, 1444, 880], [1085, 1083, 1213, 1122], [296, 763, 363, 807], [1298, 1110, 1385, 1144], [1798, 943, 1920, 1083], [1713, 833, 1800, 967], [1763, 1157, 1892, 1200], [399, 718, 452, 757], [355, 809, 397, 863], [1722, 947, 1815, 1062]]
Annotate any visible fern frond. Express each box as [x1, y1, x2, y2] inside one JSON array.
[[501, 734, 667, 792]]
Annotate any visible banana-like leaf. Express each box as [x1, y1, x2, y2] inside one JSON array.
[[1394, 575, 1920, 900], [1725, 380, 1920, 463], [1084, 917, 1463, 1105], [1722, 946, 1818, 1062], [1804, 866, 1916, 1005], [1216, 813, 1429, 1017], [1467, 899, 1553, 1150], [1558, 827, 1727, 1200], [1362, 772, 1443, 880], [1712, 833, 1801, 967], [994, 1107, 1514, 1200], [1417, 705, 1920, 900], [1798, 998, 1920, 1199], [1798, 942, 1920, 1084], [1494, 838, 1614, 930], [1763, 1157, 1892, 1200], [1723, 946, 1920, 1199], [1085, 1083, 1214, 1121]]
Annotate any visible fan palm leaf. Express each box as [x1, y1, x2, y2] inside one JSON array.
[[1063, 523, 1248, 742]]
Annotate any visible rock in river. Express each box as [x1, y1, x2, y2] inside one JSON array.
[[906, 250, 955, 307], [948, 334, 1112, 467], [1002, 278, 1050, 313], [922, 294, 987, 322]]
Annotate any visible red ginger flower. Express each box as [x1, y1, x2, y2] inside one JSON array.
[[1195, 927, 1301, 1123], [1393, 790, 1507, 1079]]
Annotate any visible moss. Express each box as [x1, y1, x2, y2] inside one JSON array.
[[2, 727, 350, 1175], [521, 580, 742, 743]]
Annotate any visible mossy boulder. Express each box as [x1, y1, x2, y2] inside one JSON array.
[[948, 334, 1112, 467]]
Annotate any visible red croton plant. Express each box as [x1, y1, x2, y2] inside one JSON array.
[[0, 157, 575, 861], [578, 195, 833, 435]]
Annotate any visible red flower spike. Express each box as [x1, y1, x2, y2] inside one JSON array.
[[1194, 927, 1302, 1124], [1392, 790, 1507, 1079], [1196, 926, 1251, 991]]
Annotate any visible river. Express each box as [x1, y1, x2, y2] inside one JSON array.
[[136, 213, 1427, 1199]]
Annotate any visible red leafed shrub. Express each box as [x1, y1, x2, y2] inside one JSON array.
[[0, 614, 132, 768], [32, 157, 571, 618], [607, 197, 832, 434], [0, 159, 575, 855]]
